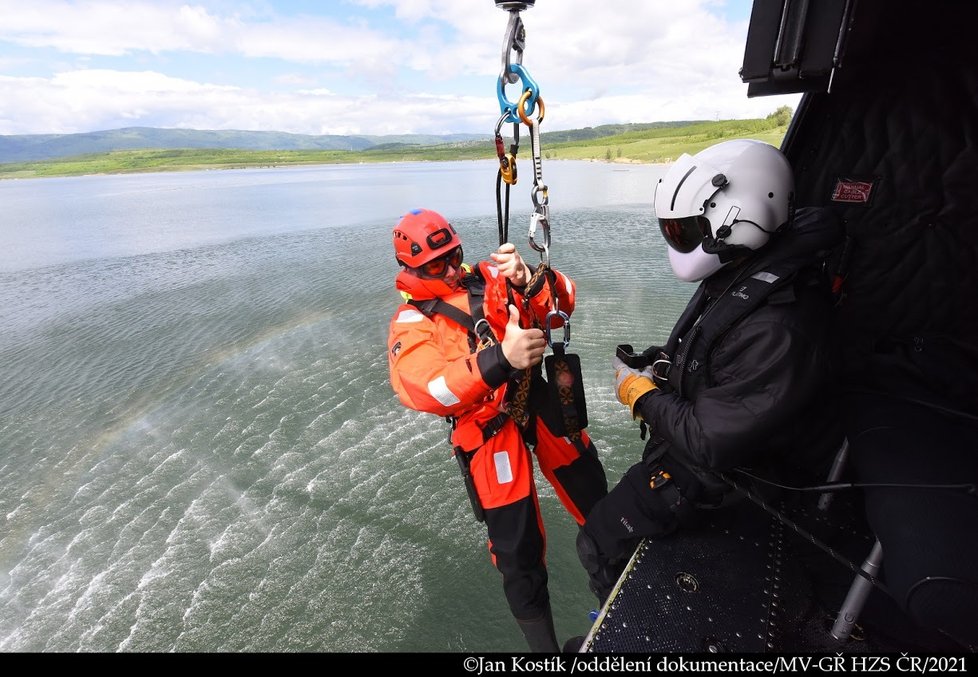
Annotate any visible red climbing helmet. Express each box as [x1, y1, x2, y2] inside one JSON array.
[[393, 209, 462, 268], [393, 209, 465, 300]]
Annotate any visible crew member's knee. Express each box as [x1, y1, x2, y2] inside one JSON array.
[[576, 526, 630, 606]]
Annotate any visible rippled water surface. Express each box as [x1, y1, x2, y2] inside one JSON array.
[[0, 160, 692, 651]]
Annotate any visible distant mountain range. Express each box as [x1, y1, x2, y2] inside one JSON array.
[[0, 122, 699, 164], [0, 127, 486, 163]]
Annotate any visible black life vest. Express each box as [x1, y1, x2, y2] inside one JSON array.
[[662, 245, 828, 401]]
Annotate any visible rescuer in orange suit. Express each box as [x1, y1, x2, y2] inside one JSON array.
[[387, 208, 608, 652]]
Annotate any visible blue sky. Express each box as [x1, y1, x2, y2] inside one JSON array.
[[0, 0, 800, 136]]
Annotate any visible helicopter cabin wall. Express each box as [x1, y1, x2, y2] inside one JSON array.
[[780, 0, 978, 414], [776, 0, 978, 648]]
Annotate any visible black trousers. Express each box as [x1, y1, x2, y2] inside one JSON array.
[[576, 461, 683, 604], [479, 424, 607, 621]]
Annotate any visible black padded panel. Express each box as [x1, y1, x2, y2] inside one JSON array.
[[783, 0, 978, 413]]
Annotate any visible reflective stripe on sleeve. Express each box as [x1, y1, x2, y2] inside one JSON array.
[[559, 271, 573, 294], [396, 309, 426, 323], [427, 375, 461, 406]]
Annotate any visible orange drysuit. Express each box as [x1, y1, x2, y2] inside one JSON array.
[[388, 260, 607, 620]]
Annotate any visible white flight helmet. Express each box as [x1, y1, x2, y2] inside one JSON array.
[[653, 139, 794, 282]]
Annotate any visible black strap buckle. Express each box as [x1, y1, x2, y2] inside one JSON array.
[[649, 468, 672, 490], [647, 464, 683, 513], [480, 411, 510, 443]]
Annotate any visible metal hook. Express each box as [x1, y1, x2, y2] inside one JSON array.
[[545, 310, 570, 349], [651, 358, 672, 384], [528, 211, 550, 265], [499, 11, 525, 86]]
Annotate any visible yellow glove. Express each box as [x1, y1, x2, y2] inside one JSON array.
[[613, 356, 657, 417]]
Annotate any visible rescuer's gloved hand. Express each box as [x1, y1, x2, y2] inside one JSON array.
[[613, 356, 657, 417]]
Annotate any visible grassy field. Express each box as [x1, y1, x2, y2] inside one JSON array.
[[545, 118, 788, 164], [0, 116, 789, 179]]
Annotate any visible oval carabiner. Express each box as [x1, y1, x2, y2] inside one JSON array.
[[518, 92, 545, 126], [545, 310, 570, 349], [528, 210, 550, 261], [530, 183, 548, 209], [494, 114, 518, 185], [473, 318, 496, 350], [494, 116, 519, 186], [497, 64, 539, 124]]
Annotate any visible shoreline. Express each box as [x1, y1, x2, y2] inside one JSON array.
[[0, 119, 786, 180], [0, 155, 675, 181]]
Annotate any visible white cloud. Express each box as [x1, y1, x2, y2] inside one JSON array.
[[0, 70, 494, 135], [0, 0, 801, 136], [0, 2, 226, 55], [0, 1, 404, 66]]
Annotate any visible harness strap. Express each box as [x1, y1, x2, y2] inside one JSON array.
[[547, 343, 583, 441], [507, 368, 534, 430], [411, 273, 533, 433], [408, 271, 498, 351], [480, 411, 510, 443]]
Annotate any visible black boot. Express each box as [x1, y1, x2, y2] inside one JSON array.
[[562, 635, 586, 653], [516, 605, 560, 652]]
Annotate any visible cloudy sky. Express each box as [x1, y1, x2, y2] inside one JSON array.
[[0, 0, 800, 137]]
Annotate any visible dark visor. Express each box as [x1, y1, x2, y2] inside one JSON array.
[[658, 215, 711, 253]]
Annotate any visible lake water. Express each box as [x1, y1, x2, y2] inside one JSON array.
[[0, 160, 693, 652]]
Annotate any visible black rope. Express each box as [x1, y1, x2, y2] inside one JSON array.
[[495, 172, 510, 246], [494, 122, 520, 248], [714, 470, 894, 598], [730, 467, 978, 497], [845, 388, 978, 425]]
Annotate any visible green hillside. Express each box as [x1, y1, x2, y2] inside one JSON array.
[[0, 110, 791, 179], [545, 117, 788, 163]]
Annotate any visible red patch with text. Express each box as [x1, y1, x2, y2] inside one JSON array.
[[831, 178, 876, 204]]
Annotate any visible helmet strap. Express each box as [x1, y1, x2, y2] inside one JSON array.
[[702, 235, 752, 263]]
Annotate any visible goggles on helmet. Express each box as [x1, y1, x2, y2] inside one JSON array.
[[658, 215, 711, 253], [414, 246, 463, 279]]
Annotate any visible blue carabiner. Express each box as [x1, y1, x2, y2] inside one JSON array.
[[497, 64, 539, 124]]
